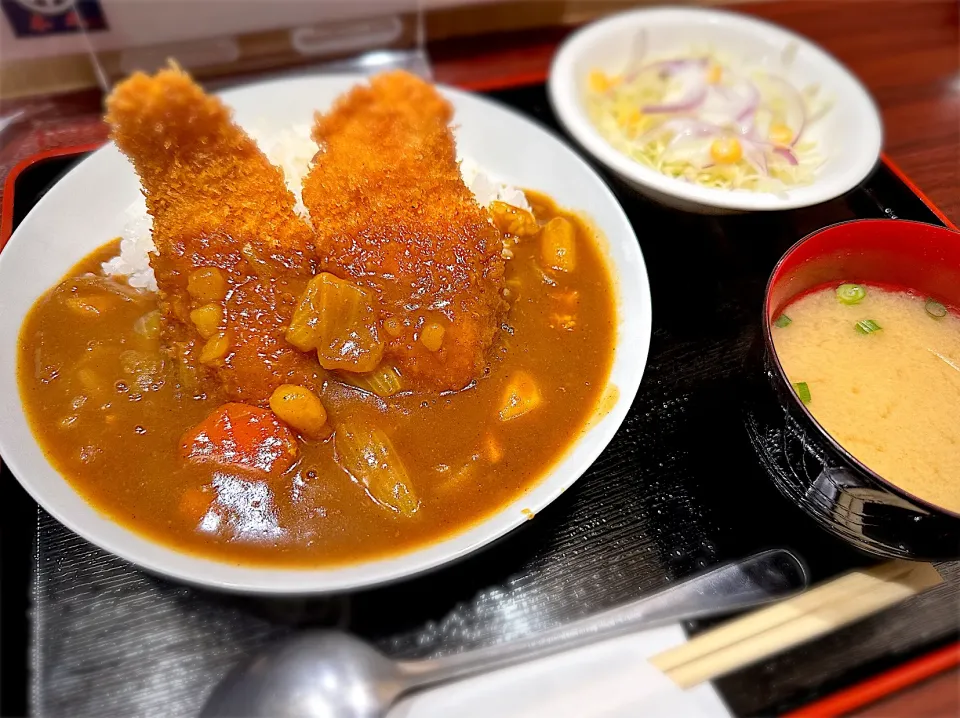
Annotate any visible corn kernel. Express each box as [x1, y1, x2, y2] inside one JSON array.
[[187, 267, 227, 303], [588, 70, 614, 93], [190, 303, 223, 339], [619, 107, 643, 134], [706, 64, 723, 84], [199, 331, 230, 364], [710, 137, 743, 164], [269, 384, 328, 439], [540, 217, 577, 273], [420, 321, 445, 352], [769, 122, 793, 146]]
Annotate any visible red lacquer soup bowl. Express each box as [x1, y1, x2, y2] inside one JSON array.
[[757, 219, 960, 560]]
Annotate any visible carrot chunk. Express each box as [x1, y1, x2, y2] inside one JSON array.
[[180, 403, 299, 476]]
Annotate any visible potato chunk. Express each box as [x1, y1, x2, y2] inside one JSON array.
[[541, 217, 577, 272], [499, 371, 542, 421]]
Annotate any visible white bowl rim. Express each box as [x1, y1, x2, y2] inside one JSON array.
[[0, 73, 652, 594], [548, 5, 884, 212]]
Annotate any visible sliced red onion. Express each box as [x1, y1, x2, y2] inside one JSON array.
[[741, 139, 769, 176], [642, 63, 709, 113], [643, 83, 707, 114], [623, 57, 709, 84], [781, 41, 799, 68], [713, 74, 760, 121], [748, 153, 769, 177], [708, 75, 761, 134], [804, 85, 832, 125], [735, 81, 760, 124], [650, 57, 710, 73], [627, 29, 648, 69], [758, 73, 807, 146], [665, 130, 709, 152], [632, 101, 799, 179], [773, 147, 799, 165], [661, 135, 715, 170], [604, 30, 650, 97], [638, 117, 724, 144]]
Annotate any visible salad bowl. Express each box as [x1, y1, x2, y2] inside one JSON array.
[[548, 7, 883, 214]]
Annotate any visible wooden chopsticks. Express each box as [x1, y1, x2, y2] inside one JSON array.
[[650, 560, 943, 689]]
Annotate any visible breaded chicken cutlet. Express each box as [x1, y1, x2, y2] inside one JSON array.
[[302, 71, 507, 392], [105, 64, 322, 404]]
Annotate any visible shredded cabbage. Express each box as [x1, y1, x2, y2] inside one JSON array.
[[585, 48, 831, 193]]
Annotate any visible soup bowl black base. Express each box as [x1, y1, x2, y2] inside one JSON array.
[[744, 342, 960, 561]]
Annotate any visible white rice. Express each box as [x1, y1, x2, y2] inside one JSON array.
[[247, 123, 315, 217], [100, 197, 158, 291], [103, 128, 529, 293], [459, 155, 531, 211]]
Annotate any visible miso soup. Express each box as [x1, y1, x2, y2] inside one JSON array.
[[772, 283, 960, 514]]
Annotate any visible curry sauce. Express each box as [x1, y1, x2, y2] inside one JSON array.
[[17, 193, 617, 567]]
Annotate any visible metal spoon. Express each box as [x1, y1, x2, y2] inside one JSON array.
[[201, 549, 806, 718]]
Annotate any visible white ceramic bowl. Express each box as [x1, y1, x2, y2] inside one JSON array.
[[0, 74, 652, 594], [548, 7, 883, 214]]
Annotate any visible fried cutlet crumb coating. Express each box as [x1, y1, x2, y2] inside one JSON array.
[[106, 65, 322, 404], [302, 70, 507, 392]]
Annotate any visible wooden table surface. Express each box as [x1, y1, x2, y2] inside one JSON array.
[[0, 1, 957, 715]]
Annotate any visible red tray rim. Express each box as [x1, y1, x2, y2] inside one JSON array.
[[0, 77, 956, 718]]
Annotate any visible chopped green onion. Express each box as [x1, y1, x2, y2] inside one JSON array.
[[836, 283, 866, 305], [925, 298, 947, 319], [773, 314, 792, 328], [855, 319, 882, 335], [793, 381, 811, 404]]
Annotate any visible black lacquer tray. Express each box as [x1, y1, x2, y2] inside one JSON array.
[[1, 83, 958, 718]]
